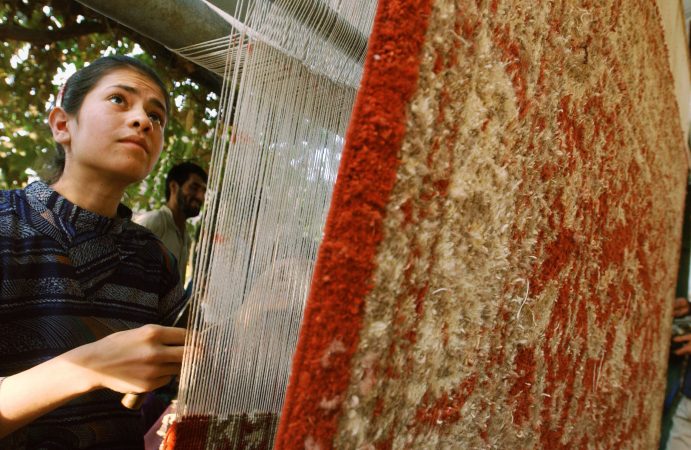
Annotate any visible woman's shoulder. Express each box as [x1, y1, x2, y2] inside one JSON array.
[[0, 189, 12, 215], [0, 183, 57, 224], [123, 218, 158, 238], [0, 187, 35, 233], [120, 220, 179, 273], [121, 220, 167, 254], [0, 187, 22, 208]]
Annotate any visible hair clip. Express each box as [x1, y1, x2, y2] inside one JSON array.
[[55, 83, 66, 108]]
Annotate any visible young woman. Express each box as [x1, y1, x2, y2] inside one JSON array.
[[0, 56, 187, 448]]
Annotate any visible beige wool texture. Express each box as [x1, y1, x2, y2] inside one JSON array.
[[333, 1, 687, 449]]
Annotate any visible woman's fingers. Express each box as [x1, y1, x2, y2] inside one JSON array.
[[673, 334, 691, 343], [154, 326, 187, 346], [673, 297, 690, 317], [137, 324, 187, 345], [157, 345, 186, 363]]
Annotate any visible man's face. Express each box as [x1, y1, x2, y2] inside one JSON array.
[[176, 173, 207, 218]]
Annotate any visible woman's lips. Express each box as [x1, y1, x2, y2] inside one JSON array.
[[119, 136, 148, 152]]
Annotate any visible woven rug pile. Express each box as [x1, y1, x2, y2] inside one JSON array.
[[276, 0, 687, 448]]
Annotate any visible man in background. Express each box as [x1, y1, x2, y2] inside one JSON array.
[[134, 162, 207, 434], [136, 162, 208, 283]]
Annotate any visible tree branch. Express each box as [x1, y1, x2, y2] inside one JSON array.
[[0, 22, 105, 45], [1, 1, 222, 94]]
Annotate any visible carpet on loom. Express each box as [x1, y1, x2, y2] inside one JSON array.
[[276, 0, 687, 448], [164, 0, 687, 448]]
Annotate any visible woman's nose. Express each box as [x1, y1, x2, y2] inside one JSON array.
[[129, 109, 152, 131]]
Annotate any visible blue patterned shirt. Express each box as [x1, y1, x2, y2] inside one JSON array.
[[0, 181, 185, 449]]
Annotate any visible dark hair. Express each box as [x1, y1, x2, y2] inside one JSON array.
[[165, 162, 208, 200], [49, 55, 169, 182]]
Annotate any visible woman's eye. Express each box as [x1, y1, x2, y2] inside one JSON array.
[[148, 112, 164, 126], [108, 94, 124, 105]]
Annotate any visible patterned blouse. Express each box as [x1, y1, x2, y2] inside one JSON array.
[[0, 181, 185, 449]]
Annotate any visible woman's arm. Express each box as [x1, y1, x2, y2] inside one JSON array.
[[0, 324, 186, 438]]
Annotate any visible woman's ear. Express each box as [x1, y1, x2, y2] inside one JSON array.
[[48, 107, 71, 149]]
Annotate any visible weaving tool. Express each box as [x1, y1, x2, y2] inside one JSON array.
[[121, 303, 191, 410]]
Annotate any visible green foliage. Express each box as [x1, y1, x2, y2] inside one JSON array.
[[0, 0, 216, 212]]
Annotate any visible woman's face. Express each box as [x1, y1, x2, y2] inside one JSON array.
[[57, 67, 167, 185]]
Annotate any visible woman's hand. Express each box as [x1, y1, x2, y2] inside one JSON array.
[[69, 324, 187, 394], [673, 334, 691, 356], [0, 324, 186, 438]]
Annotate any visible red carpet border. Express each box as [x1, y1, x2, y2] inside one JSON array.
[[278, 0, 687, 449]]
